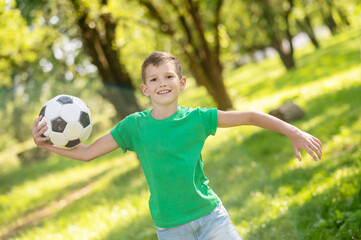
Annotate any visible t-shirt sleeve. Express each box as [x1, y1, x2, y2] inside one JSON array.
[[198, 107, 218, 136], [110, 116, 132, 153]]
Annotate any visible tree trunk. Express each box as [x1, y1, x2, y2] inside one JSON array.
[[303, 15, 320, 49], [297, 0, 320, 49], [70, 0, 141, 120], [185, 0, 233, 109], [319, 0, 337, 34], [99, 86, 141, 119], [259, 0, 296, 70], [272, 38, 296, 70], [296, 16, 320, 49], [139, 0, 233, 110], [325, 15, 337, 34], [185, 50, 233, 110], [337, 8, 350, 26]]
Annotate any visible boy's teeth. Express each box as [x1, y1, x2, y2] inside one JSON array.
[[159, 90, 170, 94]]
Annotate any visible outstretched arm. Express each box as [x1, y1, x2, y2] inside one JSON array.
[[32, 116, 119, 162], [217, 110, 322, 161]]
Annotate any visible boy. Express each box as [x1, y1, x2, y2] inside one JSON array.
[[32, 51, 322, 240]]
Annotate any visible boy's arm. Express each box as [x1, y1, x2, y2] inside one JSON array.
[[217, 110, 322, 161], [32, 116, 119, 162]]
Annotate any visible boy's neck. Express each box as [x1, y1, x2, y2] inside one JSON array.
[[151, 103, 179, 120]]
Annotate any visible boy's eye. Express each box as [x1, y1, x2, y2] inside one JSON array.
[[150, 78, 157, 82], [167, 75, 174, 79]]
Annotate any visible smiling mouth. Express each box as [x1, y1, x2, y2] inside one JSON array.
[[157, 90, 171, 95]]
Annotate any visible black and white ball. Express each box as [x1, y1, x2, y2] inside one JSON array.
[[38, 94, 92, 148]]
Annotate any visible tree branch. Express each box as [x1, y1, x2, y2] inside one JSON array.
[[214, 0, 223, 61], [186, 0, 210, 59], [166, 0, 194, 46], [138, 0, 175, 34]]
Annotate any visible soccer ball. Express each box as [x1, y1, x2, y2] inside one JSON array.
[[38, 94, 92, 148]]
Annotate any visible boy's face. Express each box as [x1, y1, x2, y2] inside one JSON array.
[[141, 61, 186, 108]]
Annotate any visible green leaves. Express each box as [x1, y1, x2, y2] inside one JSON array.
[[0, 0, 58, 89]]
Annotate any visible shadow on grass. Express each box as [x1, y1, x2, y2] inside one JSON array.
[[0, 155, 86, 194], [290, 173, 361, 240], [0, 147, 128, 195], [244, 178, 361, 240], [103, 214, 157, 240], [239, 82, 361, 172], [5, 57, 361, 239], [302, 82, 361, 136], [0, 167, 113, 239], [201, 75, 361, 239], [203, 137, 302, 240], [203, 126, 360, 240], [9, 158, 152, 239]]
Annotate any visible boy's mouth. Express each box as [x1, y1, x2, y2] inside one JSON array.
[[157, 90, 171, 95]]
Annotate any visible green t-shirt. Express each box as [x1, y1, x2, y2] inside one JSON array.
[[110, 106, 220, 228]]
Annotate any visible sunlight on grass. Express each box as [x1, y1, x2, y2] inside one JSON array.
[[200, 27, 361, 239], [0, 151, 139, 234], [0, 139, 33, 172], [13, 160, 151, 240], [273, 111, 361, 181], [1, 27, 360, 240], [233, 65, 361, 113], [290, 165, 360, 208], [11, 155, 154, 240]]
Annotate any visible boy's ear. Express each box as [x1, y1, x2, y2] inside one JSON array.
[[180, 76, 186, 90], [141, 83, 150, 96]]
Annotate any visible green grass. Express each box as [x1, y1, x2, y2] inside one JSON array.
[[1, 27, 360, 240]]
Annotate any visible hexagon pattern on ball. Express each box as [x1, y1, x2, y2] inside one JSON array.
[[51, 117, 67, 133], [38, 94, 92, 149], [79, 111, 90, 128], [39, 106, 46, 117], [57, 96, 73, 105], [66, 139, 81, 148]]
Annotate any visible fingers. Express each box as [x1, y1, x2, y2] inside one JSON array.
[[310, 137, 322, 160], [313, 136, 322, 148], [293, 146, 302, 162], [305, 146, 319, 162], [32, 116, 50, 144], [32, 116, 42, 132], [292, 132, 323, 162], [33, 122, 45, 137], [35, 124, 48, 139]]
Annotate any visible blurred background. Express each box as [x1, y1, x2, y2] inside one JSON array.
[[0, 0, 360, 239]]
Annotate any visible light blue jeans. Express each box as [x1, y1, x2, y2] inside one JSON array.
[[156, 202, 242, 240]]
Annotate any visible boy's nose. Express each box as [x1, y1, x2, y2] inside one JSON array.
[[159, 78, 167, 87]]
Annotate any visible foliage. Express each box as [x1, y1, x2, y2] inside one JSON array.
[[0, 26, 360, 239], [3, 0, 359, 113], [136, 0, 235, 109], [222, 0, 359, 69], [0, 0, 58, 89]]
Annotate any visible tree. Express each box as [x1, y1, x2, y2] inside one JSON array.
[[257, 0, 296, 70], [293, 0, 320, 49], [15, 0, 142, 120], [137, 0, 233, 110], [0, 1, 57, 89], [0, 0, 58, 142], [223, 0, 297, 70], [68, 0, 141, 119]]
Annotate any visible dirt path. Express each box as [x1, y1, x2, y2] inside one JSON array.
[[0, 179, 97, 240]]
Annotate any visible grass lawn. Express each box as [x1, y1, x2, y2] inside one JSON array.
[[0, 27, 360, 240]]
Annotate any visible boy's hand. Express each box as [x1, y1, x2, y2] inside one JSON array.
[[290, 129, 322, 161], [32, 116, 51, 148]]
